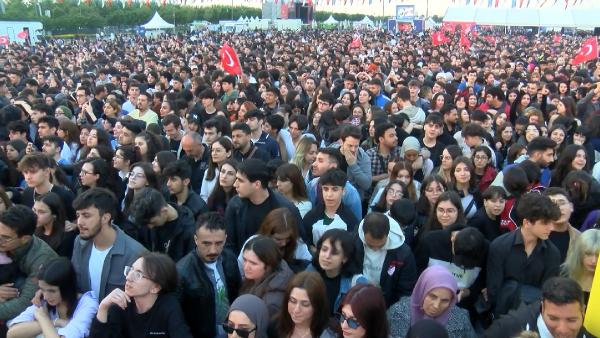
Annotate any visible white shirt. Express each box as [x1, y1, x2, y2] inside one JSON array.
[[89, 244, 112, 300]]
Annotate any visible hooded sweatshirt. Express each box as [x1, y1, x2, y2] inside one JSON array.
[[398, 105, 426, 125], [359, 214, 405, 285]]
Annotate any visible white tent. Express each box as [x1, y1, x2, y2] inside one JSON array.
[[141, 12, 174, 30], [323, 15, 338, 24], [356, 16, 374, 27], [443, 7, 598, 28]]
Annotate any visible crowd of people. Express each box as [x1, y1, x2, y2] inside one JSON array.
[[0, 26, 598, 338]]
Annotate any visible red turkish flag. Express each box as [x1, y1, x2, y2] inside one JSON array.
[[432, 31, 449, 46], [16, 30, 28, 39], [220, 43, 242, 75], [553, 34, 561, 43], [571, 37, 598, 66], [484, 35, 496, 45], [281, 3, 288, 18], [460, 32, 471, 49], [347, 35, 362, 50], [0, 35, 8, 46]]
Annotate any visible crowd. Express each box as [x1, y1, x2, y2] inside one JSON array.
[[0, 26, 598, 338]]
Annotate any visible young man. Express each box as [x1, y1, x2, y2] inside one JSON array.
[[225, 159, 303, 254], [408, 79, 430, 112], [29, 102, 50, 145], [396, 86, 425, 125], [461, 123, 497, 166], [7, 120, 28, 143], [260, 87, 280, 116], [18, 153, 75, 219], [176, 212, 241, 338], [231, 123, 271, 163], [330, 125, 372, 198], [487, 277, 588, 338], [181, 131, 210, 194], [162, 114, 184, 158], [307, 148, 362, 221], [457, 69, 482, 96], [0, 205, 57, 322], [357, 212, 416, 308], [163, 160, 208, 219], [71, 188, 146, 300], [244, 109, 280, 160], [439, 104, 460, 146], [480, 86, 510, 116], [487, 192, 561, 316], [122, 80, 140, 114], [129, 187, 195, 262], [128, 92, 158, 127], [197, 89, 219, 126], [202, 118, 223, 147], [467, 186, 507, 241], [303, 168, 358, 247], [543, 188, 581, 263], [366, 122, 401, 182], [419, 113, 446, 168], [416, 224, 488, 306], [118, 120, 143, 146], [368, 78, 391, 108], [41, 135, 70, 165]]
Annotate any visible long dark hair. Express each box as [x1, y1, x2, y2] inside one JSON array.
[[34, 191, 66, 250], [339, 284, 389, 338], [207, 159, 239, 214], [278, 271, 331, 338], [240, 236, 283, 297], [258, 208, 300, 264], [275, 163, 308, 202], [136, 130, 164, 163], [205, 137, 233, 181], [551, 144, 587, 187], [416, 175, 447, 216], [37, 257, 78, 317], [312, 229, 362, 278], [422, 191, 465, 237], [123, 162, 158, 212], [373, 180, 407, 212]]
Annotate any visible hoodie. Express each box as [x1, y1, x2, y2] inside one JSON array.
[[398, 105, 426, 125], [356, 214, 417, 307], [359, 214, 405, 285]]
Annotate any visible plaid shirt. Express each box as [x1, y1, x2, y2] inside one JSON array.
[[366, 145, 403, 177]]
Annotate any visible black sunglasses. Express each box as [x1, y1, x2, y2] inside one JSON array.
[[336, 312, 361, 329], [221, 323, 256, 338]]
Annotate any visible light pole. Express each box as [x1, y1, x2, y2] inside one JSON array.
[[426, 0, 429, 18]]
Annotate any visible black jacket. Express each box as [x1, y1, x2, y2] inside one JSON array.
[[356, 239, 417, 308], [467, 208, 506, 242], [170, 190, 207, 220], [485, 302, 589, 338], [176, 249, 241, 338], [225, 189, 304, 254], [143, 203, 196, 262]]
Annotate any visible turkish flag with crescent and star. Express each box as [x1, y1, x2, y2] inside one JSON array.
[[0, 35, 9, 46], [16, 30, 28, 39], [432, 31, 449, 46], [220, 43, 242, 75], [571, 37, 598, 66]]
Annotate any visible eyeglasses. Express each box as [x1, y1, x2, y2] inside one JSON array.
[[221, 323, 256, 338], [80, 169, 94, 176], [437, 207, 458, 215], [124, 266, 148, 282], [474, 155, 489, 161], [127, 172, 145, 179], [440, 155, 452, 161], [0, 236, 18, 245], [387, 189, 403, 197], [336, 313, 361, 329]]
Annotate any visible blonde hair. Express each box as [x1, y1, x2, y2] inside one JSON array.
[[291, 137, 317, 170], [562, 229, 600, 281]]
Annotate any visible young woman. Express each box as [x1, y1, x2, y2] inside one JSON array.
[[429, 93, 447, 114], [415, 175, 447, 231], [75, 126, 91, 161], [370, 180, 407, 213], [387, 265, 476, 338], [290, 138, 318, 184], [223, 294, 269, 338], [434, 145, 463, 185], [32, 192, 76, 258], [551, 144, 588, 187], [451, 156, 482, 219], [122, 162, 159, 213], [78, 158, 110, 192], [421, 191, 466, 239], [562, 229, 600, 306], [135, 131, 164, 163], [308, 229, 368, 315], [200, 136, 234, 202], [466, 94, 479, 114], [113, 145, 141, 193], [277, 271, 337, 338], [563, 170, 600, 228], [151, 150, 177, 177], [276, 164, 312, 218], [90, 252, 193, 337], [7, 257, 98, 338], [356, 89, 372, 113], [393, 160, 421, 202], [472, 146, 497, 192], [240, 235, 294, 317], [207, 159, 239, 215], [337, 284, 389, 338], [57, 119, 80, 161], [494, 122, 515, 168]]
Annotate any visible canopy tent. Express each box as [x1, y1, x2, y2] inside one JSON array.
[[323, 15, 338, 24], [443, 7, 598, 28], [355, 16, 374, 27], [141, 12, 174, 30]]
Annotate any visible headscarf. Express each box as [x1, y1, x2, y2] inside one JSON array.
[[400, 136, 421, 158], [227, 294, 269, 338], [57, 105, 73, 120], [410, 265, 458, 326]]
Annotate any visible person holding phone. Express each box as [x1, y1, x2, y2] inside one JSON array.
[[7, 257, 98, 338]]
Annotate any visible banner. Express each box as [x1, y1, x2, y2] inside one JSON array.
[[395, 5, 415, 21]]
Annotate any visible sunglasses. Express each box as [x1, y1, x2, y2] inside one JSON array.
[[336, 312, 361, 329], [221, 323, 256, 338]]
